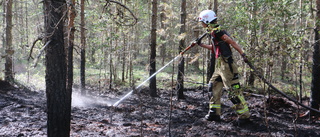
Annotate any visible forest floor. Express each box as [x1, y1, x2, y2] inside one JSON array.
[[1, 80, 320, 137]]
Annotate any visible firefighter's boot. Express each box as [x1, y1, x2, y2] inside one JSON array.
[[205, 104, 221, 121], [231, 94, 251, 126], [228, 84, 250, 126]]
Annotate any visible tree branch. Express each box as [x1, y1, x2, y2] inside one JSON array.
[[28, 36, 43, 61], [33, 40, 51, 68], [104, 0, 138, 26]]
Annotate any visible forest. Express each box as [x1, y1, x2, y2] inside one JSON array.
[[1, 0, 320, 136]]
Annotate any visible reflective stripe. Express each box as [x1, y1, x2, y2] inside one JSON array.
[[210, 104, 221, 109], [238, 95, 246, 103], [236, 105, 249, 114], [216, 57, 222, 68], [233, 84, 240, 89]]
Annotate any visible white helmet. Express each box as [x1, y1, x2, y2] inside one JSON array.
[[198, 10, 217, 24]]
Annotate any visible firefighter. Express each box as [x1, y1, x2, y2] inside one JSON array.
[[192, 10, 250, 125]]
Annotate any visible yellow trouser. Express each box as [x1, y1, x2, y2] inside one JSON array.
[[209, 57, 250, 119]]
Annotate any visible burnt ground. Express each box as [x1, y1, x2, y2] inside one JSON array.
[[1, 82, 320, 137]]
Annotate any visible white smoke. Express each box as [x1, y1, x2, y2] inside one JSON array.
[[72, 91, 114, 108]]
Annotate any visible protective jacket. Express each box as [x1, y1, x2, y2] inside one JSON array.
[[209, 25, 233, 59]]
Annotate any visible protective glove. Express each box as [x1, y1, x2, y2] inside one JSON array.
[[241, 53, 249, 63], [196, 37, 202, 45], [195, 33, 207, 45]]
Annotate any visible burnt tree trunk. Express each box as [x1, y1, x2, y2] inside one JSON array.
[[67, 0, 76, 97], [43, 0, 71, 136], [149, 0, 158, 97], [80, 0, 86, 95], [310, 0, 320, 116], [177, 0, 186, 99]]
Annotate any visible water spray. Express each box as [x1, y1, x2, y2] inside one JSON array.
[[112, 33, 208, 107], [113, 55, 181, 106]]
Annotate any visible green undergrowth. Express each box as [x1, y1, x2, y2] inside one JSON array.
[[13, 58, 312, 100]]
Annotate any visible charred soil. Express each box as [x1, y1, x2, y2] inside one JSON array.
[[0, 83, 320, 137]]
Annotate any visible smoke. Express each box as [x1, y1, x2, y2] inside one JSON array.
[[72, 92, 114, 108]]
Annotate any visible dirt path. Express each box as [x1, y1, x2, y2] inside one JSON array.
[[1, 86, 320, 136]]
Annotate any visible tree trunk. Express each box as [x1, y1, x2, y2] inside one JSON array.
[[213, 0, 218, 12], [160, 0, 167, 66], [310, 0, 320, 116], [67, 0, 76, 96], [2, 1, 4, 61], [80, 0, 86, 95], [5, 0, 14, 82], [149, 0, 158, 97], [89, 48, 95, 64], [129, 31, 133, 87], [281, 55, 287, 80], [109, 53, 113, 90], [177, 0, 186, 99], [248, 0, 258, 86], [193, 30, 200, 70], [122, 32, 126, 82], [43, 0, 70, 136]]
